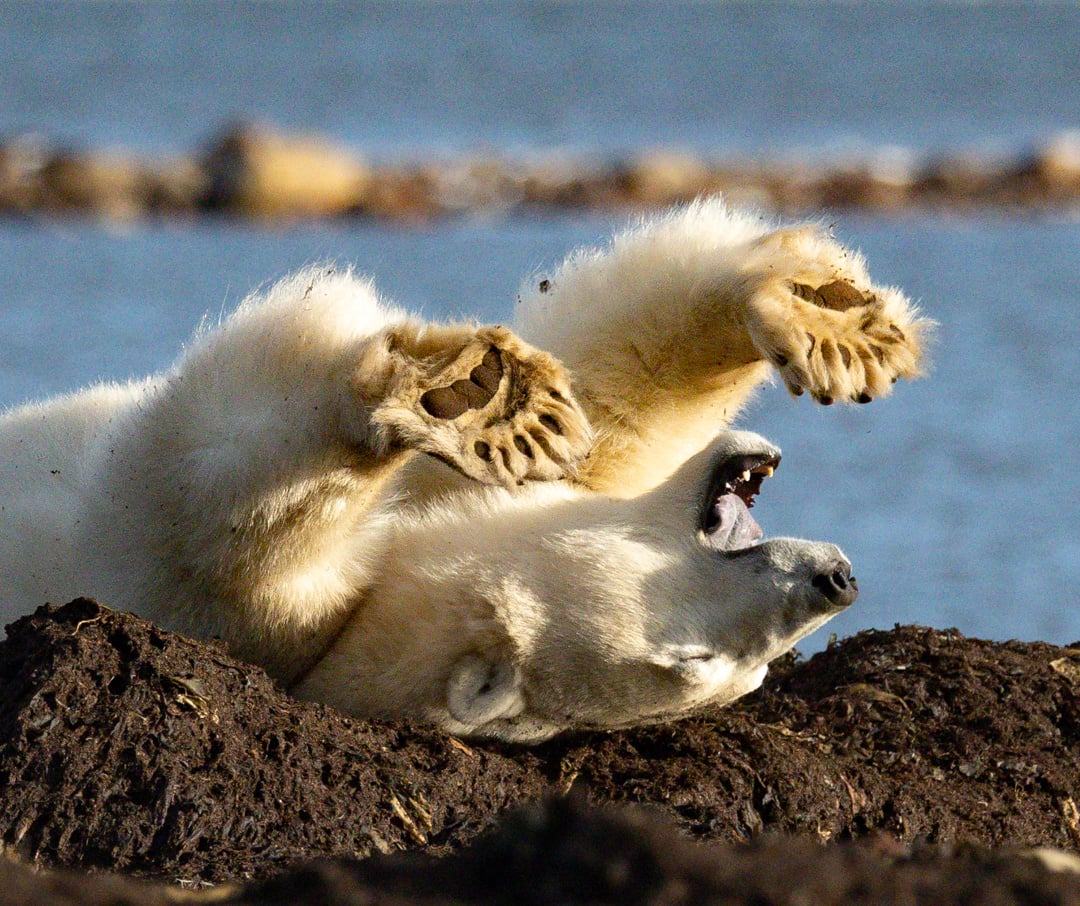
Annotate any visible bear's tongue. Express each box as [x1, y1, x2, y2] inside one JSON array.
[[706, 493, 763, 550]]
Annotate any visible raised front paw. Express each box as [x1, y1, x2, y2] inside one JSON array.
[[747, 276, 931, 405], [377, 325, 592, 487]]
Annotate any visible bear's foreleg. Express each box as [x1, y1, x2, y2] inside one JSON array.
[[514, 199, 931, 495]]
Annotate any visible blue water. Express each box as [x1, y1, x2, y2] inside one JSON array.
[[2, 2, 1078, 157], [1, 3, 1078, 650]]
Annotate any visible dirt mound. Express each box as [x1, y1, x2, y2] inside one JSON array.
[[1, 599, 1078, 894], [4, 797, 1080, 906]]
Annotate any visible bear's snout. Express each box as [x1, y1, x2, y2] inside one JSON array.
[[811, 559, 858, 610]]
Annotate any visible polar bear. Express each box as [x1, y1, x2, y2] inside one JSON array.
[[0, 199, 930, 742]]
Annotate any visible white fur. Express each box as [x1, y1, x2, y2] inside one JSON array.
[[0, 199, 930, 741]]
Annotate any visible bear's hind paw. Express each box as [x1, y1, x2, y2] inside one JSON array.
[[379, 326, 592, 487]]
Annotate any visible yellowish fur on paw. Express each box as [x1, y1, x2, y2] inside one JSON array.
[[748, 277, 930, 405]]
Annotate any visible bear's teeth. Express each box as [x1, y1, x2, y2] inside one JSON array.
[[739, 469, 751, 483]]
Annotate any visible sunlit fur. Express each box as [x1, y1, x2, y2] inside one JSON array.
[[0, 199, 929, 741]]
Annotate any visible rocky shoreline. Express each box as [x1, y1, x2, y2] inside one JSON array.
[[3, 123, 1080, 222], [1, 599, 1078, 904]]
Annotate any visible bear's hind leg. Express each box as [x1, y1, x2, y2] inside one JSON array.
[[366, 324, 592, 487]]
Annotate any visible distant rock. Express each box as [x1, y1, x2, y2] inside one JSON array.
[[201, 122, 372, 219], [1033, 129, 1080, 195]]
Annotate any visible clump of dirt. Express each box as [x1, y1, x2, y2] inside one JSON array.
[[1, 599, 1079, 892]]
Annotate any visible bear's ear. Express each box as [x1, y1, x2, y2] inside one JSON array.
[[446, 654, 524, 728]]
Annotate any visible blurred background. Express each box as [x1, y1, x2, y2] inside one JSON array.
[[1, 1, 1077, 650]]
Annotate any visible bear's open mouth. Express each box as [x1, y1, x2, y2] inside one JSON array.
[[701, 453, 780, 551]]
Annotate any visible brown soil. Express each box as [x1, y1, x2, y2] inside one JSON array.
[[2, 599, 1079, 903], [4, 797, 1080, 906]]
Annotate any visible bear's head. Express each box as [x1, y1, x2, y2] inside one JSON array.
[[293, 430, 856, 742]]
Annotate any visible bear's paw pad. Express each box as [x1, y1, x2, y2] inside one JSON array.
[[412, 330, 592, 487], [420, 347, 504, 419]]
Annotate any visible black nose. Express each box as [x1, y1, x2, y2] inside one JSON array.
[[812, 561, 858, 608]]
